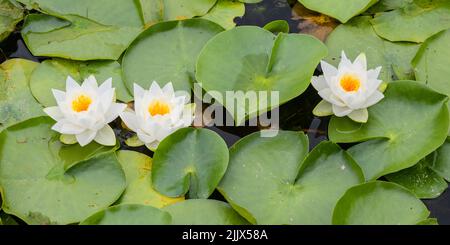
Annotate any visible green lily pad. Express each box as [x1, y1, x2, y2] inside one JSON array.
[[0, 0, 23, 41], [263, 20, 290, 34], [429, 138, 450, 181], [417, 218, 439, 225], [122, 19, 223, 93], [152, 127, 229, 199], [329, 81, 449, 181], [196, 26, 327, 124], [201, 0, 245, 29], [137, 0, 217, 26], [80, 204, 171, 225], [366, 0, 411, 13], [385, 156, 448, 199], [371, 0, 450, 43], [163, 199, 249, 225], [413, 29, 450, 118], [298, 0, 379, 23], [332, 181, 430, 225], [218, 131, 364, 225], [30, 59, 132, 107], [116, 150, 184, 208], [0, 117, 126, 224], [325, 16, 420, 82], [0, 59, 44, 133]]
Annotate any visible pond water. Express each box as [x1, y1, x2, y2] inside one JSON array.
[[0, 0, 449, 225]]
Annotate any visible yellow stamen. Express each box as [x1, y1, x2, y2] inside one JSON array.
[[148, 100, 170, 116], [72, 94, 92, 112], [340, 74, 361, 92]]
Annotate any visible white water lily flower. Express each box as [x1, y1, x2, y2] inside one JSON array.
[[311, 51, 385, 123], [120, 82, 194, 150], [44, 75, 127, 146]]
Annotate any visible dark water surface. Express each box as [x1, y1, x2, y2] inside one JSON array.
[[0, 0, 449, 225]]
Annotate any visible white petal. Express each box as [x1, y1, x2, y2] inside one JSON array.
[[120, 111, 139, 132], [105, 103, 127, 123], [82, 75, 98, 90], [311, 75, 328, 91], [348, 109, 369, 123], [99, 78, 113, 94], [66, 76, 80, 91], [60, 122, 85, 135], [43, 107, 64, 121], [137, 131, 155, 144], [149, 81, 163, 97], [94, 125, 116, 146], [363, 90, 385, 108], [320, 60, 338, 84], [76, 130, 97, 147], [353, 53, 367, 71], [99, 88, 115, 112], [318, 88, 346, 107], [368, 66, 382, 80], [145, 141, 160, 151], [339, 51, 353, 69], [332, 104, 353, 117], [52, 89, 66, 103], [162, 82, 175, 97], [133, 83, 146, 98]]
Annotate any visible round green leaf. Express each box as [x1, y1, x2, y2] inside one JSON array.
[[163, 199, 249, 225], [0, 0, 23, 41], [298, 0, 379, 23], [30, 59, 132, 107], [0, 117, 126, 224], [429, 138, 450, 182], [152, 127, 229, 199], [80, 204, 171, 225], [325, 16, 420, 82], [332, 181, 430, 225], [371, 0, 450, 43], [196, 26, 327, 124], [263, 20, 290, 34], [413, 29, 450, 118], [329, 81, 449, 181], [0, 59, 44, 132], [122, 19, 223, 93], [116, 150, 184, 208], [218, 131, 364, 225], [201, 0, 245, 29]]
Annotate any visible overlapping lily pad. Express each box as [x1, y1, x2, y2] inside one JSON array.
[[201, 0, 245, 29], [116, 150, 184, 208], [122, 19, 223, 93], [371, 0, 450, 43], [325, 16, 420, 82], [430, 138, 450, 181], [0, 59, 44, 132], [332, 181, 430, 225], [29, 59, 132, 107], [0, 117, 126, 224], [80, 204, 171, 225], [152, 128, 229, 199], [196, 26, 327, 124], [0, 0, 23, 41], [329, 81, 449, 180], [218, 131, 364, 225], [298, 0, 379, 23], [163, 199, 249, 225]]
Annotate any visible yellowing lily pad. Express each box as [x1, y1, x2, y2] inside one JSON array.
[[152, 128, 229, 199], [218, 131, 364, 225], [298, 0, 379, 23], [30, 59, 132, 107], [0, 0, 23, 41], [333, 181, 430, 225], [163, 199, 249, 225], [0, 59, 44, 132], [329, 81, 449, 180], [116, 150, 184, 208], [0, 117, 126, 224], [201, 0, 245, 30]]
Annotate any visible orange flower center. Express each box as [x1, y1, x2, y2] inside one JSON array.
[[340, 74, 361, 92], [72, 94, 92, 112], [148, 100, 171, 116]]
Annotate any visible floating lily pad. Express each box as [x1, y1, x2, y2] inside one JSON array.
[[137, 0, 217, 26], [366, 0, 412, 13], [0, 117, 126, 224], [329, 81, 449, 180], [298, 0, 379, 23], [429, 138, 450, 181], [201, 0, 245, 29], [325, 16, 420, 82], [152, 128, 229, 199], [263, 20, 290, 34], [218, 131, 364, 225], [196, 26, 327, 124], [80, 204, 171, 225], [413, 29, 450, 119], [30, 59, 132, 107], [122, 19, 223, 93], [116, 150, 184, 208], [0, 59, 44, 132], [371, 0, 450, 43], [0, 0, 23, 41], [417, 218, 439, 225], [332, 181, 430, 225], [163, 199, 249, 225]]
